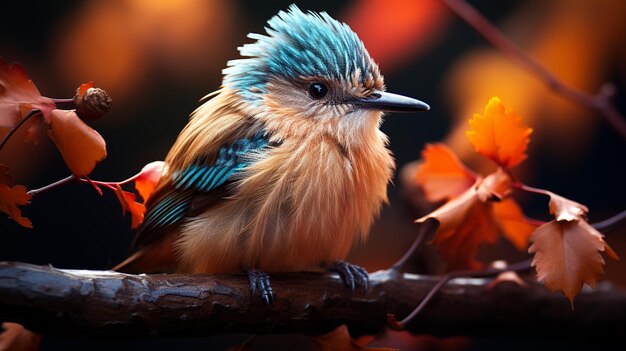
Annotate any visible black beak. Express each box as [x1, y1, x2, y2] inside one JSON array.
[[352, 91, 430, 112]]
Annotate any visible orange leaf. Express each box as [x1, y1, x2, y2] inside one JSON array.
[[314, 325, 397, 351], [528, 219, 618, 305], [493, 198, 538, 251], [466, 97, 533, 168], [0, 58, 55, 127], [0, 165, 32, 228], [417, 169, 528, 270], [414, 143, 476, 202], [48, 109, 107, 176], [114, 185, 146, 229], [417, 182, 500, 270], [135, 161, 164, 202], [78, 81, 94, 97]]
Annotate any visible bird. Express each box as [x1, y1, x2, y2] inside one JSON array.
[[114, 5, 429, 304]]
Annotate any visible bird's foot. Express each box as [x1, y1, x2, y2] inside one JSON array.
[[247, 269, 274, 304], [329, 261, 369, 291]]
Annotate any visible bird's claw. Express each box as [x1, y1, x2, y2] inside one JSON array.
[[330, 261, 369, 291], [247, 269, 274, 304]]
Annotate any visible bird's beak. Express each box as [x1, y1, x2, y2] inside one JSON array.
[[352, 91, 430, 113]]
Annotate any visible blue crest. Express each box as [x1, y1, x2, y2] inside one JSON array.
[[223, 5, 379, 101]]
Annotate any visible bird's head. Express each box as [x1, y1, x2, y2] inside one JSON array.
[[222, 5, 428, 146]]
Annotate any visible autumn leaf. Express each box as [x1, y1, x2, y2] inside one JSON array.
[[414, 143, 476, 202], [419, 185, 499, 270], [492, 198, 538, 251], [114, 184, 146, 229], [134, 161, 164, 203], [529, 220, 617, 305], [314, 325, 397, 351], [22, 112, 46, 145], [528, 193, 618, 304], [466, 97, 533, 168], [418, 169, 535, 270], [0, 322, 41, 351], [0, 58, 55, 127], [0, 165, 32, 228], [547, 192, 588, 221], [48, 109, 107, 176], [77, 81, 94, 97]]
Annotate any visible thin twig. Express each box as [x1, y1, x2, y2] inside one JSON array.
[[26, 172, 140, 198], [389, 206, 624, 330], [49, 98, 74, 104], [441, 0, 626, 139], [390, 218, 439, 272], [28, 175, 77, 197], [0, 110, 41, 152], [592, 210, 626, 233], [388, 259, 533, 329]]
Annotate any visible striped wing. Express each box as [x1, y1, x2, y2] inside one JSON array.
[[131, 132, 270, 250]]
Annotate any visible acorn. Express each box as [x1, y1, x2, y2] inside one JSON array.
[[73, 83, 112, 122]]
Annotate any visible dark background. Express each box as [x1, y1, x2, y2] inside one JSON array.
[[1, 0, 624, 350]]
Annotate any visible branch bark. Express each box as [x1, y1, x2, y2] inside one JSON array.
[[1, 262, 625, 341]]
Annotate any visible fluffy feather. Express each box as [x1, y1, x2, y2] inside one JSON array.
[[115, 5, 395, 274]]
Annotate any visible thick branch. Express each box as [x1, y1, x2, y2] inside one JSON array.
[[1, 262, 625, 340]]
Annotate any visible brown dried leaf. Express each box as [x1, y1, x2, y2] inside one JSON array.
[[0, 58, 55, 127], [528, 219, 618, 304]]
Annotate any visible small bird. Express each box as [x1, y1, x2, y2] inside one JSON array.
[[114, 5, 429, 303]]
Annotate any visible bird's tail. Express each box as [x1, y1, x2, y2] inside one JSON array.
[[112, 234, 178, 273]]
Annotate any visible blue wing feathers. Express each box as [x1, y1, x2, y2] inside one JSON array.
[[140, 132, 269, 236]]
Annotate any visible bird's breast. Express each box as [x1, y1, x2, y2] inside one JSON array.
[[176, 131, 394, 274]]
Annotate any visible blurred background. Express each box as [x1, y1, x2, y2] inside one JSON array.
[[1, 0, 625, 350]]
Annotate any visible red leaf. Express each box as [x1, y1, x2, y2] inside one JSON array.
[[134, 161, 164, 202], [114, 184, 146, 229], [0, 165, 32, 228], [48, 109, 107, 176], [78, 81, 94, 97], [0, 58, 55, 127]]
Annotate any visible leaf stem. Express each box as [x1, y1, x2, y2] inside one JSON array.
[[0, 110, 41, 153], [28, 175, 77, 197], [512, 182, 552, 197], [440, 0, 626, 139]]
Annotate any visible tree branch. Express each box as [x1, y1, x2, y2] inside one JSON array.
[[441, 0, 626, 139], [1, 262, 625, 341]]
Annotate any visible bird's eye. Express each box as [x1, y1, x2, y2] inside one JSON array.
[[308, 82, 328, 99]]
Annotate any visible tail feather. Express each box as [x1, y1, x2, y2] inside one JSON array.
[[112, 233, 178, 273]]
